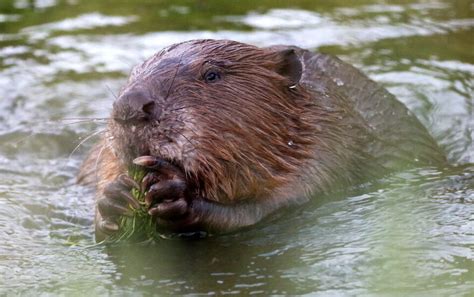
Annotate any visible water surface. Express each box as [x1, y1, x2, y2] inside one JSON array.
[[0, 0, 473, 295]]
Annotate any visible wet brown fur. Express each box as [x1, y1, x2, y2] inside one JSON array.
[[78, 39, 446, 230]]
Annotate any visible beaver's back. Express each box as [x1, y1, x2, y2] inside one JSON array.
[[297, 49, 446, 170]]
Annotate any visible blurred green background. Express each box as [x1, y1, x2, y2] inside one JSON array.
[[0, 0, 472, 295]]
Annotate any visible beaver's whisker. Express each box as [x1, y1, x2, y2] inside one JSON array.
[[176, 133, 198, 181], [60, 117, 110, 121], [159, 117, 200, 147], [55, 120, 109, 127], [176, 130, 196, 150], [169, 104, 208, 112], [106, 84, 118, 100], [164, 51, 185, 102], [68, 129, 106, 160], [14, 117, 108, 132], [94, 139, 110, 179], [11, 118, 107, 147], [11, 130, 36, 146], [10, 118, 103, 146]]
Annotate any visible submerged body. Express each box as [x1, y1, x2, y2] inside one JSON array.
[[78, 39, 446, 241]]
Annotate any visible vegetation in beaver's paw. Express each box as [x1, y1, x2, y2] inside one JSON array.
[[108, 165, 157, 243]]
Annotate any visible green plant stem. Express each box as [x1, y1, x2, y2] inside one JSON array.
[[108, 166, 158, 243]]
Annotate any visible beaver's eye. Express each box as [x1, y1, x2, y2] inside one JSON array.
[[204, 70, 220, 83]]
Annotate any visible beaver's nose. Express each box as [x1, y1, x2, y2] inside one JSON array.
[[113, 89, 162, 124]]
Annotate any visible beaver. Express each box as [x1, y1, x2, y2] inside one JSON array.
[[77, 39, 446, 241]]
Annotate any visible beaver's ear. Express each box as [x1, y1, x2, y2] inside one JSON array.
[[274, 49, 302, 87]]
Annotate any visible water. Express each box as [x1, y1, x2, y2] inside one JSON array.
[[0, 0, 473, 295]]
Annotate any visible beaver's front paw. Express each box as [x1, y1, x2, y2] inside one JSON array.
[[96, 174, 141, 236], [134, 156, 201, 232], [147, 181, 202, 232]]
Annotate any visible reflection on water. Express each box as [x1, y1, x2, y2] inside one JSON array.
[[0, 0, 473, 295]]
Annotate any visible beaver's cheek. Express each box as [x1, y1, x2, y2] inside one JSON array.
[[107, 125, 154, 164]]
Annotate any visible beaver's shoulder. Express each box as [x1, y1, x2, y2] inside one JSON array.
[[287, 47, 446, 169]]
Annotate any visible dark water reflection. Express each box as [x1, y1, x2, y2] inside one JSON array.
[[0, 0, 473, 295]]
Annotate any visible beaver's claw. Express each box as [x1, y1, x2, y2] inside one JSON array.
[[96, 174, 140, 235], [135, 156, 201, 232]]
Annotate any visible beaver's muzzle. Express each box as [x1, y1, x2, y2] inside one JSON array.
[[112, 88, 162, 125]]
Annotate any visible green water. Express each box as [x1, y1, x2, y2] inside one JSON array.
[[0, 0, 473, 295]]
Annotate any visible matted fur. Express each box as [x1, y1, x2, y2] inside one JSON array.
[[79, 39, 445, 212], [98, 40, 354, 203]]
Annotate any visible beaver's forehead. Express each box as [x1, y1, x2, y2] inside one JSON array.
[[144, 46, 207, 74], [162, 43, 202, 60], [135, 40, 263, 78], [161, 39, 261, 63]]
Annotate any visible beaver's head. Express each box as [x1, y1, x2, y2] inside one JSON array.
[[108, 39, 320, 202]]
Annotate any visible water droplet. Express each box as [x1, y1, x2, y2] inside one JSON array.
[[334, 78, 344, 86]]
